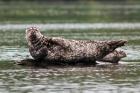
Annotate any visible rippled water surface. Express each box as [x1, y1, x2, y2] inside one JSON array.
[[0, 64, 140, 93], [0, 27, 140, 93]]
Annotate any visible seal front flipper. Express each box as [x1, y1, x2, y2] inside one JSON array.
[[29, 46, 48, 60]]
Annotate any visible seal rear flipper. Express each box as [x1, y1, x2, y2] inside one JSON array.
[[99, 50, 126, 63]]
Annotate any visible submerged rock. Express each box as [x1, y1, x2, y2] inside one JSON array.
[[24, 27, 127, 66]]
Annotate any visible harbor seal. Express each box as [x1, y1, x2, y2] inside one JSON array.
[[25, 27, 127, 65]]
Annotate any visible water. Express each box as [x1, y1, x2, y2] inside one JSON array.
[[0, 26, 140, 93], [0, 65, 139, 93], [1, 23, 140, 30], [0, 1, 140, 93]]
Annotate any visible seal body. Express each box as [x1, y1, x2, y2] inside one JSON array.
[[26, 27, 127, 64]]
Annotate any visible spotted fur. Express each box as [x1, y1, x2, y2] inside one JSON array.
[[26, 27, 127, 64]]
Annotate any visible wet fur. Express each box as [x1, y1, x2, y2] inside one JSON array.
[[26, 27, 127, 64]]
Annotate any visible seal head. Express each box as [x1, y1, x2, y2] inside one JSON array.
[[26, 27, 43, 46], [26, 27, 48, 60]]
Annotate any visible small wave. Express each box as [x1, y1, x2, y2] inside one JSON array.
[[1, 23, 140, 30]]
